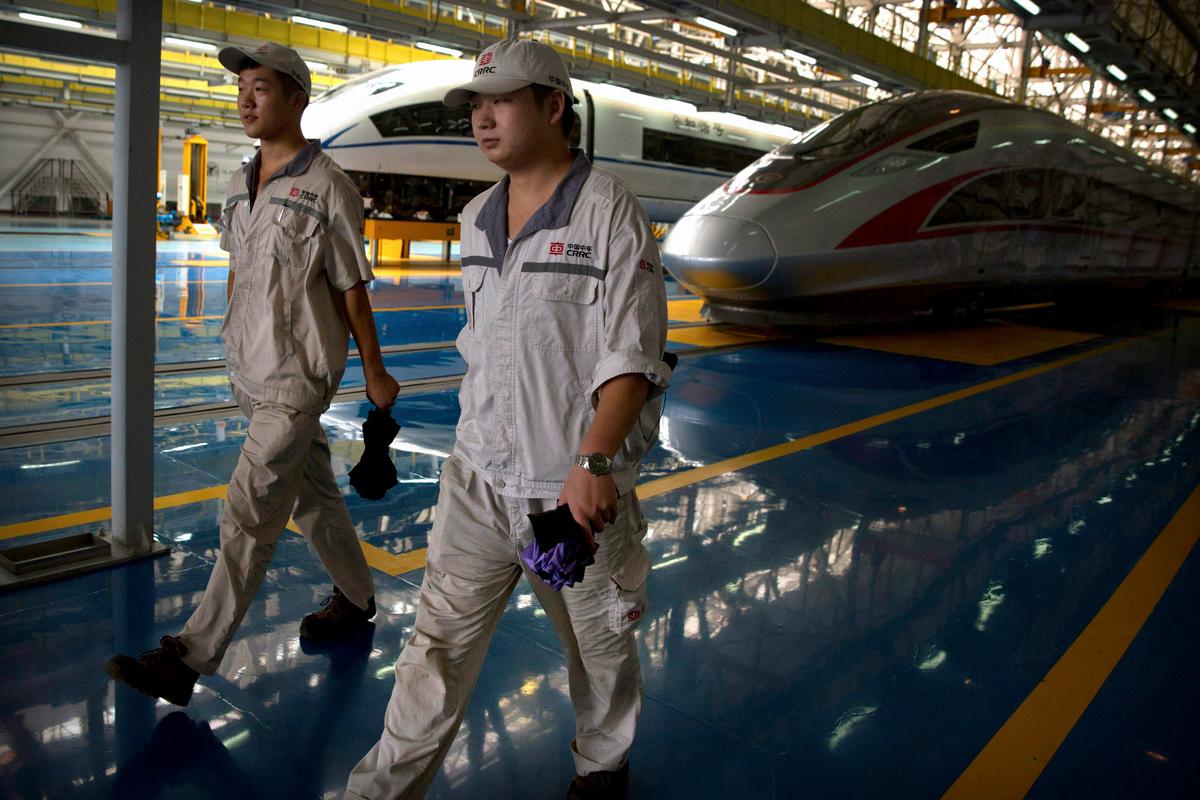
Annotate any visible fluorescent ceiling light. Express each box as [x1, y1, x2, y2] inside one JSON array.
[[1163, 108, 1178, 119], [1184, 123, 1197, 134], [851, 73, 878, 88], [292, 15, 348, 33], [416, 42, 463, 57], [694, 16, 738, 37], [1137, 88, 1156, 103], [1105, 64, 1128, 81], [18, 12, 83, 28], [784, 49, 816, 65], [1063, 32, 1090, 53], [164, 37, 217, 52], [304, 60, 329, 72], [1012, 0, 1041, 14]]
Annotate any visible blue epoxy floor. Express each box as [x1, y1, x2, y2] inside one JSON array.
[[1, 222, 1198, 799]]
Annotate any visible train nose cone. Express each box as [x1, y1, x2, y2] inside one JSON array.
[[661, 214, 777, 295]]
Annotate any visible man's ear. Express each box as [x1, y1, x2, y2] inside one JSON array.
[[546, 90, 566, 127]]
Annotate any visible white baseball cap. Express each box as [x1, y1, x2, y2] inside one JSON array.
[[219, 41, 312, 97], [444, 38, 577, 107]]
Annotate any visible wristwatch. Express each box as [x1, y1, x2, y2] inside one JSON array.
[[575, 452, 612, 476]]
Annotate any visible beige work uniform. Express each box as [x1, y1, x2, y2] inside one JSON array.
[[347, 152, 671, 799], [177, 142, 376, 675]]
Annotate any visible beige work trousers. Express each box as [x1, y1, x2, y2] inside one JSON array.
[[345, 454, 651, 800], [177, 388, 375, 675]]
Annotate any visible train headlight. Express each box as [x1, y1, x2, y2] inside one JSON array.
[[851, 153, 937, 177]]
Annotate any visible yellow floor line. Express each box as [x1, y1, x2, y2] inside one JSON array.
[[942, 483, 1200, 800], [666, 325, 784, 348], [0, 485, 227, 541], [638, 336, 1140, 499], [282, 518, 415, 577], [667, 298, 706, 323], [822, 321, 1100, 366]]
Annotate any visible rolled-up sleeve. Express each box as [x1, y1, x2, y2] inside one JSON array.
[[324, 182, 375, 292], [587, 197, 671, 403], [217, 175, 241, 268]]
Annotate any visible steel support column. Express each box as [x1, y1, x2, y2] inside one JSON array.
[[1017, 28, 1034, 104], [110, 0, 161, 554]]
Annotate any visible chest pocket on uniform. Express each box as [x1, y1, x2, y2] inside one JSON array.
[[269, 205, 322, 269], [528, 272, 599, 352], [462, 267, 486, 333]]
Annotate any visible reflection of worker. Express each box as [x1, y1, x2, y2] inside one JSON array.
[[105, 42, 400, 707], [346, 38, 670, 800]]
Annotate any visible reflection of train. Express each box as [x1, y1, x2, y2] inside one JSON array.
[[301, 60, 794, 223], [661, 91, 1200, 324]]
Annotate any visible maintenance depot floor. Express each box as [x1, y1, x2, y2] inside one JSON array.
[[0, 222, 1197, 799]]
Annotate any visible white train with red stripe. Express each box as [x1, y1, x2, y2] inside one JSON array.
[[661, 90, 1200, 324], [301, 59, 794, 224]]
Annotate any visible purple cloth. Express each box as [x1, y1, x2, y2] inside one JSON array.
[[520, 504, 595, 590], [520, 537, 594, 590]]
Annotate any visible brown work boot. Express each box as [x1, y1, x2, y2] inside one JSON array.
[[300, 586, 376, 640], [566, 762, 629, 799], [105, 635, 199, 707]]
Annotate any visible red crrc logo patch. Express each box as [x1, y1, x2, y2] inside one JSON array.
[[479, 52, 493, 66], [289, 187, 301, 198], [626, 609, 642, 622], [549, 242, 565, 255]]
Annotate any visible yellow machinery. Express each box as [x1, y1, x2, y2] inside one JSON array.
[[175, 132, 208, 234], [156, 128, 168, 239]]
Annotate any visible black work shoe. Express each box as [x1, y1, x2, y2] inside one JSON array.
[[566, 762, 629, 800], [105, 635, 199, 707], [299, 587, 376, 640]]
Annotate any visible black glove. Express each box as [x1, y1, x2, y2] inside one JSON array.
[[348, 407, 401, 501]]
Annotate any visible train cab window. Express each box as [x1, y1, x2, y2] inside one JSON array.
[[642, 128, 765, 173], [369, 102, 472, 138], [907, 120, 979, 154]]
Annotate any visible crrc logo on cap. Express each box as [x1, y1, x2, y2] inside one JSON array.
[[478, 52, 493, 66], [254, 45, 270, 55]]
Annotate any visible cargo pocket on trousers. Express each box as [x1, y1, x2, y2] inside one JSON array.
[[607, 544, 651, 635]]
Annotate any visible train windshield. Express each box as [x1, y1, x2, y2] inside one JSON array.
[[730, 92, 1011, 192]]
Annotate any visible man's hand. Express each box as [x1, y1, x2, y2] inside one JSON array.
[[558, 466, 618, 551], [365, 368, 400, 411]]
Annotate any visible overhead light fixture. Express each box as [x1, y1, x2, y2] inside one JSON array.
[[1012, 0, 1041, 15], [694, 16, 738, 37], [1184, 123, 1197, 134], [164, 36, 217, 52], [1138, 89, 1157, 103], [784, 49, 816, 65], [416, 42, 463, 57], [1063, 32, 1090, 53], [18, 12, 83, 28], [1105, 64, 1128, 81], [304, 60, 330, 72], [1162, 108, 1178, 120], [851, 73, 878, 88], [292, 15, 348, 33]]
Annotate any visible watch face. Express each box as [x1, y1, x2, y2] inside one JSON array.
[[580, 453, 611, 474]]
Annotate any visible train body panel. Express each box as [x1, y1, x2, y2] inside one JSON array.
[[662, 91, 1199, 324], [301, 61, 794, 223]]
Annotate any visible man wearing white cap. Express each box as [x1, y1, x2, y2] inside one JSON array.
[[347, 38, 670, 800], [105, 42, 400, 706]]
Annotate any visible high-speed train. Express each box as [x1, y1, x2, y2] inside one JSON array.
[[661, 90, 1200, 324], [301, 59, 795, 223]]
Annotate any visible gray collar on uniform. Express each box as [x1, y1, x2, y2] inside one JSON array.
[[474, 148, 592, 269], [244, 140, 323, 202]]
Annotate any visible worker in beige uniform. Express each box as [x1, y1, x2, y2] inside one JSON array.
[[105, 42, 401, 708], [346, 39, 670, 800]]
